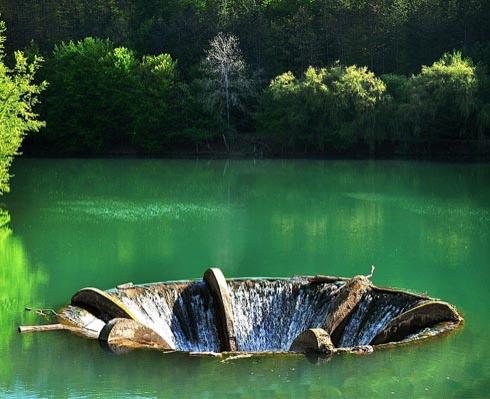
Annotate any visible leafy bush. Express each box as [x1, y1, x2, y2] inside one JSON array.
[[256, 64, 386, 151], [34, 37, 217, 154], [407, 51, 478, 139], [0, 20, 45, 194]]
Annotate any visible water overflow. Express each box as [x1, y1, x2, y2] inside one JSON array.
[[55, 268, 463, 355]]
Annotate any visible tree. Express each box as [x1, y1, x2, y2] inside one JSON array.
[[331, 64, 386, 152], [407, 51, 478, 140], [200, 32, 254, 147], [256, 63, 386, 153], [0, 19, 45, 195], [33, 36, 217, 155], [37, 37, 127, 152]]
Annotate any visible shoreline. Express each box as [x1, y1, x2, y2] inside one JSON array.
[[18, 150, 490, 163]]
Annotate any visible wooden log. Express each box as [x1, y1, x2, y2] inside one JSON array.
[[322, 275, 371, 344], [371, 300, 463, 345], [221, 353, 253, 362], [203, 267, 238, 352], [18, 323, 81, 334], [99, 318, 172, 351], [289, 328, 334, 354], [71, 287, 138, 322], [57, 305, 105, 339]]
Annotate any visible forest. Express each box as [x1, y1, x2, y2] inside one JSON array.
[[1, 0, 490, 160]]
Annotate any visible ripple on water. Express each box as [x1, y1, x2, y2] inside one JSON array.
[[42, 199, 229, 222]]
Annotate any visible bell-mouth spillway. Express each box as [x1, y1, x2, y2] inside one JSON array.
[[23, 268, 463, 358]]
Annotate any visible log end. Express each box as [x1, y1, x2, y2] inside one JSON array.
[[289, 328, 335, 354], [71, 287, 136, 322], [203, 267, 238, 352], [371, 300, 463, 345], [99, 318, 172, 351]]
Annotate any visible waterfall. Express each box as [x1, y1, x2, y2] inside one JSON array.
[[92, 277, 432, 353], [113, 281, 220, 352], [228, 279, 342, 352], [338, 291, 421, 347]]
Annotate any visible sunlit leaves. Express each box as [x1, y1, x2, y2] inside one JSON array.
[[0, 20, 45, 194], [39, 37, 217, 153], [257, 64, 386, 149]]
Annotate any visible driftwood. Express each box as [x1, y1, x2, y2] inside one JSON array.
[[221, 353, 253, 363], [99, 318, 172, 350], [323, 275, 371, 343], [203, 268, 238, 351], [289, 328, 334, 354], [371, 301, 462, 345], [57, 305, 105, 338], [19, 323, 82, 334], [71, 287, 137, 322]]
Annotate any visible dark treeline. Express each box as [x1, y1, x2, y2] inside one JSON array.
[[1, 0, 490, 157], [4, 0, 490, 77]]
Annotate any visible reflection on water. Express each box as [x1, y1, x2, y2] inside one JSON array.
[[0, 215, 47, 386], [345, 192, 490, 223], [1, 159, 489, 398]]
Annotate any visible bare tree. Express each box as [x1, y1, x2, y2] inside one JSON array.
[[201, 32, 253, 148]]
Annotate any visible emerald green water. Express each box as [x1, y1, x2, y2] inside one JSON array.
[[1, 159, 489, 398]]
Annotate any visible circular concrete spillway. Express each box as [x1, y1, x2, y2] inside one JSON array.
[[58, 268, 463, 357]]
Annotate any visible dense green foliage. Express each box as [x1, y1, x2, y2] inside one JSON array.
[[257, 52, 490, 153], [256, 64, 386, 152], [32, 37, 217, 153], [1, 0, 489, 156], [0, 20, 45, 195], [3, 0, 490, 77]]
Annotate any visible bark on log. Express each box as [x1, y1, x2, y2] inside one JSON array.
[[57, 305, 105, 339], [71, 287, 137, 322], [203, 267, 238, 352], [322, 276, 371, 343], [371, 300, 463, 345], [18, 323, 81, 334], [99, 318, 172, 351], [289, 328, 334, 354]]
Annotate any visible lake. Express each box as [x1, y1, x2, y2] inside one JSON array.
[[1, 159, 489, 398]]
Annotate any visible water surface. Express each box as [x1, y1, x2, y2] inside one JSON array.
[[1, 159, 489, 398]]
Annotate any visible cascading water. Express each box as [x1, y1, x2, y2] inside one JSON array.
[[62, 269, 462, 355], [112, 281, 220, 352], [338, 291, 421, 347], [228, 279, 343, 352]]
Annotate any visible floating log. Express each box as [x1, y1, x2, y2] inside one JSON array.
[[322, 275, 371, 343], [221, 353, 253, 362], [203, 268, 238, 352], [57, 305, 105, 338], [289, 328, 334, 354], [71, 287, 138, 322], [99, 318, 172, 351], [371, 300, 463, 345], [19, 323, 81, 334]]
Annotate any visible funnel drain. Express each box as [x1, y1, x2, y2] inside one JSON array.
[[50, 268, 464, 357]]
